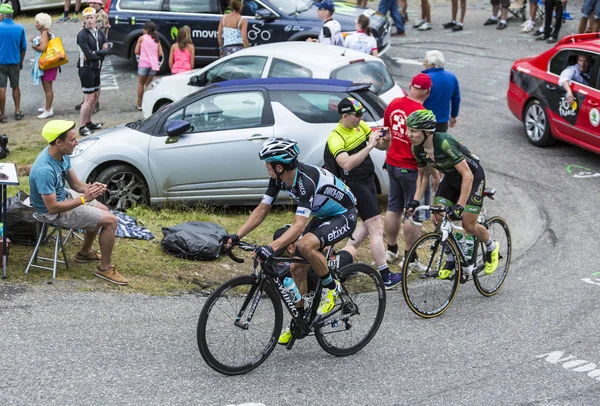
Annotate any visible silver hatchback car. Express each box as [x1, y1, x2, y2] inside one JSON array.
[[71, 78, 391, 210]]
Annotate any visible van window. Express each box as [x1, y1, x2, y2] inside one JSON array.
[[119, 0, 163, 11], [330, 61, 394, 96], [166, 0, 220, 13]]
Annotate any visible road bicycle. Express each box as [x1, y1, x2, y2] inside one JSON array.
[[197, 240, 386, 375], [401, 188, 512, 318]]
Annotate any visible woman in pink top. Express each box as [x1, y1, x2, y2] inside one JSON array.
[[135, 21, 163, 110], [169, 25, 195, 74]]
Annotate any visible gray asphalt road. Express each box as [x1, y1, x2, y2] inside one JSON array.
[[2, 3, 600, 405]]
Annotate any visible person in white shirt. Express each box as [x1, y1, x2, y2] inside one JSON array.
[[307, 0, 344, 46], [344, 15, 378, 56], [559, 54, 592, 104]]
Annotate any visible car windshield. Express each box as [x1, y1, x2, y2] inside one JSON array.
[[330, 61, 394, 96], [269, 0, 313, 15]]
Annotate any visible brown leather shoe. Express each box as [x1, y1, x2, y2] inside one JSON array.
[[95, 265, 129, 285], [74, 249, 102, 263]]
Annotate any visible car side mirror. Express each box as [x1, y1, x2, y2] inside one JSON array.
[[166, 120, 191, 141], [188, 73, 206, 87], [255, 9, 278, 22]]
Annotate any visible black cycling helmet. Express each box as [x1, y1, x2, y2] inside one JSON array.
[[259, 137, 300, 164], [406, 109, 437, 131]]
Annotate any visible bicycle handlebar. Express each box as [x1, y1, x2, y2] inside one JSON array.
[[409, 205, 466, 232]]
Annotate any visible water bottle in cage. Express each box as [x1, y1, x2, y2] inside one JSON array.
[[283, 277, 301, 303], [465, 235, 475, 261]]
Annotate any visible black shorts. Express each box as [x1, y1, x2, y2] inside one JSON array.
[[346, 178, 380, 221], [0, 64, 20, 89], [79, 67, 101, 94], [294, 207, 358, 257], [434, 165, 486, 215]]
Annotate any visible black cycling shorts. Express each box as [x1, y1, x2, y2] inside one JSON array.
[[434, 165, 486, 215], [79, 67, 101, 94], [294, 207, 358, 258], [346, 178, 380, 221]]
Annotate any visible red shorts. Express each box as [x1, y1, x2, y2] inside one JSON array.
[[42, 67, 58, 82]]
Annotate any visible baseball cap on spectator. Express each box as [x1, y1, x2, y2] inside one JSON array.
[[411, 73, 432, 90], [42, 120, 75, 143], [82, 7, 96, 16], [0, 3, 13, 13], [315, 0, 335, 12], [338, 97, 366, 115]]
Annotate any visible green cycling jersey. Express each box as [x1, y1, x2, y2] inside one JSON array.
[[412, 132, 480, 174]]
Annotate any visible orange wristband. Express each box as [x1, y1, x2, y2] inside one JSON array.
[[80, 196, 86, 205]]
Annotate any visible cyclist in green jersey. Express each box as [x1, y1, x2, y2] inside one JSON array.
[[404, 109, 500, 276]]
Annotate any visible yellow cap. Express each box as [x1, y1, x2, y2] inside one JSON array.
[[42, 120, 75, 143], [82, 7, 96, 16]]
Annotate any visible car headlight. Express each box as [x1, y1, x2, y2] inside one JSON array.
[[148, 77, 162, 91], [71, 138, 99, 158]]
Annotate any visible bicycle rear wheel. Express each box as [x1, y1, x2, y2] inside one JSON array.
[[315, 263, 386, 357], [473, 216, 512, 296], [197, 275, 282, 375], [402, 232, 462, 318]]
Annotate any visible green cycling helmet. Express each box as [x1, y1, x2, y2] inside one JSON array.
[[406, 109, 437, 131]]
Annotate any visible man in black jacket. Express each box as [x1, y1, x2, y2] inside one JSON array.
[[76, 7, 111, 136]]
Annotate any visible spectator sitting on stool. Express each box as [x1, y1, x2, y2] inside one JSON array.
[[29, 120, 128, 285]]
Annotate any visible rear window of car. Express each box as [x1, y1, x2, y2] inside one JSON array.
[[119, 0, 163, 11], [268, 59, 312, 79], [330, 61, 394, 96], [270, 90, 376, 123]]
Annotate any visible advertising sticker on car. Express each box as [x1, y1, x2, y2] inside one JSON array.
[[590, 108, 600, 127]]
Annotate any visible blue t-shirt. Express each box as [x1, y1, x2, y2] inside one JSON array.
[[29, 147, 71, 214], [0, 19, 27, 65]]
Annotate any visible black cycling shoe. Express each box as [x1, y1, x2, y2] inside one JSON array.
[[87, 122, 103, 130], [79, 126, 93, 137]]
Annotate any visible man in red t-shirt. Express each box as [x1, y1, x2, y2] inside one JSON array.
[[384, 73, 437, 268]]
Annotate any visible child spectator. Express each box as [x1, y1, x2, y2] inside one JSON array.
[[135, 21, 162, 110], [344, 15, 378, 56], [32, 13, 57, 119], [169, 26, 194, 74]]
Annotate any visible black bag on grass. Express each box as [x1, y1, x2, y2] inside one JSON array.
[[2, 191, 41, 245], [161, 221, 228, 261]]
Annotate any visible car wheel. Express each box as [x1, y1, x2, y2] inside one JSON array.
[[523, 99, 555, 147], [10, 0, 21, 14], [95, 164, 149, 211]]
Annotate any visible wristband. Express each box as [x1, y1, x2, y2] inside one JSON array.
[[80, 196, 86, 205]]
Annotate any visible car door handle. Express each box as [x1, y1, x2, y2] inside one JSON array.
[[247, 134, 269, 140], [588, 100, 599, 106], [546, 84, 556, 90]]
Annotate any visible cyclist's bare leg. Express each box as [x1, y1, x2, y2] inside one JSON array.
[[461, 212, 489, 242], [297, 233, 329, 278]]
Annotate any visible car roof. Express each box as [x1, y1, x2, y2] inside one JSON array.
[[212, 78, 371, 92], [229, 42, 377, 67]]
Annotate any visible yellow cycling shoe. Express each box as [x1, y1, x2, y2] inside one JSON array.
[[484, 242, 501, 275], [278, 328, 292, 345], [437, 262, 455, 280], [317, 280, 341, 316]]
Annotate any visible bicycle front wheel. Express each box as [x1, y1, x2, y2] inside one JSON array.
[[473, 216, 512, 296], [402, 232, 462, 318], [315, 263, 386, 357], [197, 275, 282, 375]]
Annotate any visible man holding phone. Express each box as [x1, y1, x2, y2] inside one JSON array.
[[384, 73, 438, 269], [325, 97, 402, 289]]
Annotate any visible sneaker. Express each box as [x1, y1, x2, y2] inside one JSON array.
[[400, 257, 422, 274], [37, 107, 45, 113], [451, 24, 463, 32], [521, 21, 534, 33], [278, 328, 292, 345], [382, 271, 402, 290], [317, 280, 341, 315], [94, 265, 129, 285], [79, 126, 93, 137], [413, 19, 426, 28], [533, 27, 544, 37], [87, 122, 103, 130], [37, 109, 54, 119], [483, 18, 498, 26], [418, 22, 433, 31], [546, 38, 557, 44], [386, 250, 398, 263], [496, 22, 507, 30], [71, 16, 79, 23], [443, 21, 456, 29], [136, 104, 143, 111], [536, 35, 550, 41], [437, 261, 455, 280], [484, 242, 500, 275], [57, 15, 71, 23]]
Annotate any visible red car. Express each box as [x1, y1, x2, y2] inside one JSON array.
[[507, 33, 600, 154]]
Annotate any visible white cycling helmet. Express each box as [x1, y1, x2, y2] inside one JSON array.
[[259, 137, 300, 164]]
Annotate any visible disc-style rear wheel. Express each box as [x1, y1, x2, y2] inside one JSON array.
[[315, 263, 386, 356], [197, 275, 282, 375], [473, 217, 512, 296], [402, 232, 461, 318]]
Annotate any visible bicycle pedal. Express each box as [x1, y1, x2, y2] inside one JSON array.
[[285, 337, 296, 350]]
